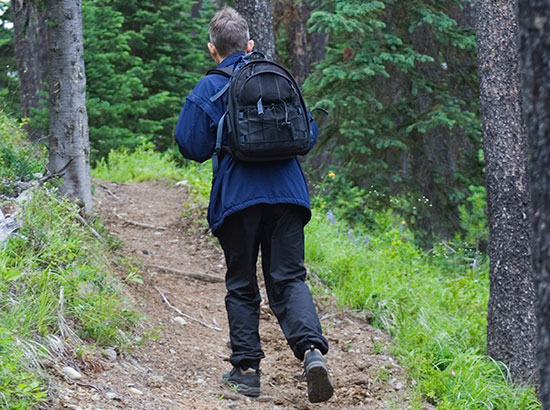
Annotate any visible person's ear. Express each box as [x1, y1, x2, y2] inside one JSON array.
[[246, 40, 254, 53], [208, 42, 217, 58]]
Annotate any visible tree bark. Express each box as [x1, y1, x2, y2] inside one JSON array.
[[475, 0, 537, 384], [47, 0, 92, 215], [10, 0, 49, 143], [272, 0, 309, 85], [519, 0, 550, 403], [234, 0, 275, 60]]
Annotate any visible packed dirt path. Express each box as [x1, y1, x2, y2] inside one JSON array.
[[51, 179, 416, 410]]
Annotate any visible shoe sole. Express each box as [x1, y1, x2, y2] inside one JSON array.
[[222, 378, 260, 398], [306, 362, 334, 403]]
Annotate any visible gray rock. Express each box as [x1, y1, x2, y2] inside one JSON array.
[[61, 366, 82, 380]]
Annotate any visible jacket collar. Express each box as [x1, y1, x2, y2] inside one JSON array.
[[218, 52, 245, 69]]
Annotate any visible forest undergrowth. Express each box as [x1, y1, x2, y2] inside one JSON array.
[[0, 112, 541, 409]]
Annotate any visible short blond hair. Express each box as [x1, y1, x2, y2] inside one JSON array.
[[209, 7, 250, 58]]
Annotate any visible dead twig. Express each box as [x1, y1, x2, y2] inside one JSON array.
[[150, 264, 224, 283], [114, 212, 167, 231], [154, 286, 222, 332], [74, 213, 103, 242], [96, 183, 120, 200]]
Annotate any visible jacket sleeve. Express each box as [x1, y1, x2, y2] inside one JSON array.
[[174, 99, 216, 163], [307, 111, 319, 153]]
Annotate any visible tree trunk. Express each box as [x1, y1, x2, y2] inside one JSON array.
[[475, 0, 537, 384], [10, 0, 48, 143], [234, 0, 275, 60], [519, 0, 550, 402], [47, 0, 92, 215], [272, 0, 309, 85]]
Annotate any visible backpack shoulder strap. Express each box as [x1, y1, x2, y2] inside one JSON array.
[[206, 67, 233, 78], [206, 66, 234, 103]]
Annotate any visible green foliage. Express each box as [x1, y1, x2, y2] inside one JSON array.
[[82, 0, 215, 160], [0, 2, 20, 116], [0, 328, 47, 409], [19, 0, 215, 161], [0, 112, 143, 409], [458, 185, 488, 251], [92, 140, 194, 182], [0, 109, 45, 195], [0, 186, 143, 408], [304, 0, 483, 243], [304, 205, 538, 409]]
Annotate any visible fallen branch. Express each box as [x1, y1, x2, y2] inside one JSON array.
[[114, 212, 167, 231], [150, 264, 224, 283], [154, 286, 222, 331]]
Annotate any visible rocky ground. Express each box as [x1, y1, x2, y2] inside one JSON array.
[[49, 179, 418, 410]]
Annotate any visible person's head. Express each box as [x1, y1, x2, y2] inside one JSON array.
[[208, 7, 254, 63]]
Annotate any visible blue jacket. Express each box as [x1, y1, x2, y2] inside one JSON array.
[[175, 52, 317, 234]]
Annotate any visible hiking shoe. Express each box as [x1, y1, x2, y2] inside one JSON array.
[[222, 367, 260, 397], [304, 348, 334, 403]]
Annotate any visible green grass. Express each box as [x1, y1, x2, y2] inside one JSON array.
[[0, 110, 45, 196], [1, 115, 144, 408], [0, 187, 143, 408], [305, 208, 539, 409]]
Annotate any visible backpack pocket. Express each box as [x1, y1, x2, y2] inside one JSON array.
[[234, 102, 310, 160]]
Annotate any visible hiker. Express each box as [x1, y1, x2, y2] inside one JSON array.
[[174, 6, 333, 403]]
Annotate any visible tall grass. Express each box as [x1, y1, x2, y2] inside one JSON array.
[[1, 115, 143, 408], [91, 141, 212, 206], [305, 208, 539, 409]]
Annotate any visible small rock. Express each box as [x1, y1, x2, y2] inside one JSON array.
[[146, 375, 165, 388], [129, 387, 144, 395], [61, 366, 82, 380], [172, 317, 187, 326], [355, 360, 368, 371], [102, 347, 117, 362], [395, 381, 404, 390], [105, 391, 120, 400]]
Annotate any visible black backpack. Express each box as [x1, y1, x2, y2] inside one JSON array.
[[207, 52, 313, 174]]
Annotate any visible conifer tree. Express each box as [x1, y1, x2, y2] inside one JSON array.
[[303, 0, 481, 240]]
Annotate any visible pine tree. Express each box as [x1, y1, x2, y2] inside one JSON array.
[[303, 0, 482, 240]]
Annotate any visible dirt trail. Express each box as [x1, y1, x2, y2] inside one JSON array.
[[51, 179, 414, 409]]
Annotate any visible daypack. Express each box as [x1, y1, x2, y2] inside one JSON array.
[[207, 52, 314, 174]]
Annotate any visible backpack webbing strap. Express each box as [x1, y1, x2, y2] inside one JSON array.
[[212, 112, 227, 177], [207, 67, 233, 102]]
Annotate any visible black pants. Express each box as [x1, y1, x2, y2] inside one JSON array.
[[217, 203, 329, 368]]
